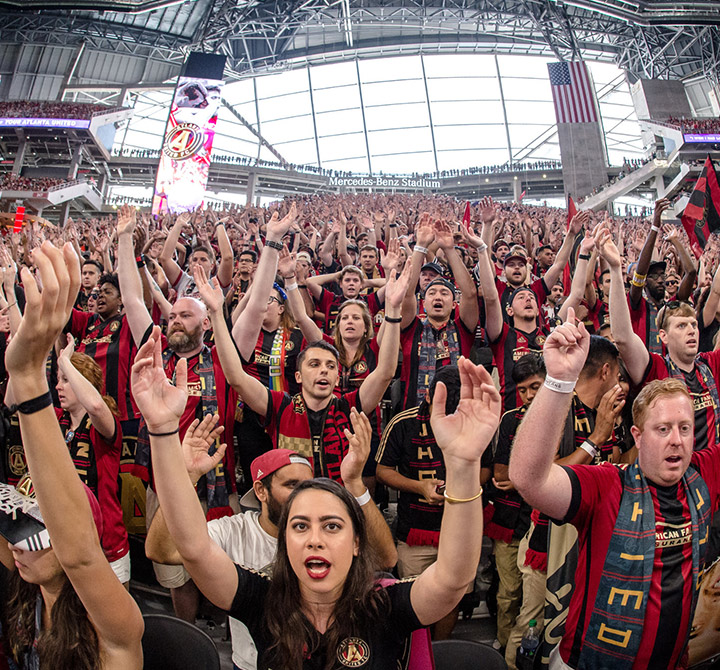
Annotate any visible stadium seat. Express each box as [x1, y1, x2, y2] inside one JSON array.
[[432, 639, 507, 670], [141, 613, 220, 670]]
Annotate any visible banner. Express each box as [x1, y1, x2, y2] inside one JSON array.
[[152, 53, 226, 215]]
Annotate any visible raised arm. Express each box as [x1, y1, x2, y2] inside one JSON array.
[[232, 203, 297, 359], [214, 219, 234, 288], [702, 261, 720, 329], [57, 334, 116, 440], [5, 242, 143, 663], [132, 329, 238, 611], [509, 308, 585, 519], [558, 230, 596, 321], [596, 228, 650, 385], [543, 211, 589, 289], [279, 248, 322, 342], [410, 358, 500, 625], [318, 222, 339, 268], [401, 213, 433, 330], [664, 223, 697, 302], [195, 267, 269, 418], [462, 225, 502, 342], [435, 221, 478, 331], [358, 261, 411, 413], [340, 409, 397, 570], [629, 198, 670, 307], [159, 212, 190, 287], [116, 204, 153, 345]]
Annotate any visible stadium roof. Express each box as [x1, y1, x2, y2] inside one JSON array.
[[0, 0, 718, 82]]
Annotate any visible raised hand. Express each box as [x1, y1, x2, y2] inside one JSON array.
[[58, 332, 76, 363], [477, 196, 497, 225], [579, 224, 598, 255], [459, 224, 485, 250], [384, 258, 412, 310], [381, 238, 401, 273], [117, 204, 137, 237], [652, 197, 671, 226], [181, 414, 227, 485], [595, 226, 622, 269], [193, 266, 223, 314], [266, 202, 298, 242], [131, 326, 188, 433], [277, 245, 297, 278], [542, 306, 590, 383], [5, 241, 80, 379], [430, 357, 501, 463], [592, 385, 625, 445], [433, 219, 454, 250], [340, 408, 372, 486], [415, 213, 434, 248], [569, 210, 590, 236]]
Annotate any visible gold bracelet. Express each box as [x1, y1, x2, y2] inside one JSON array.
[[443, 488, 483, 504]]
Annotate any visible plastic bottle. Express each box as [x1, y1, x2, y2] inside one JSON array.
[[516, 619, 540, 670]]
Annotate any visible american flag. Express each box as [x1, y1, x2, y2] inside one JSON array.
[[547, 61, 598, 124]]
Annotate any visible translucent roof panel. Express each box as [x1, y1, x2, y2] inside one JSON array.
[[112, 54, 645, 174]]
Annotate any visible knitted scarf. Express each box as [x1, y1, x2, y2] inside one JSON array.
[[665, 354, 720, 446], [578, 462, 710, 670], [415, 319, 460, 404], [276, 393, 351, 482], [263, 328, 288, 392]]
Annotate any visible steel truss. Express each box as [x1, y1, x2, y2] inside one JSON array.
[[0, 1, 718, 83]]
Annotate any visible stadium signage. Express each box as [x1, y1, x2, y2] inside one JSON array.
[[0, 117, 90, 129], [328, 176, 441, 189], [684, 133, 720, 143]]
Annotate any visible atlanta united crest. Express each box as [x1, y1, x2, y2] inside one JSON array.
[[337, 637, 370, 667]]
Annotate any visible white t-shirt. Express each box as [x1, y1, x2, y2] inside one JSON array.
[[207, 510, 277, 670]]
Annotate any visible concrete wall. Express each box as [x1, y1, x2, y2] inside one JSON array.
[[557, 122, 608, 199], [630, 79, 692, 121]]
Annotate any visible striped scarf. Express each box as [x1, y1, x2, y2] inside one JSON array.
[[665, 354, 720, 446], [264, 328, 288, 392], [415, 319, 460, 405], [579, 462, 710, 670]]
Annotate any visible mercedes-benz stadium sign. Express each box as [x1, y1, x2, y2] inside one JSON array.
[[327, 175, 441, 189]]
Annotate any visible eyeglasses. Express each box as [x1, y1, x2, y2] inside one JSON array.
[[268, 296, 282, 305]]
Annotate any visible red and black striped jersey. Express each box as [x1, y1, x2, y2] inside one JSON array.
[[66, 310, 137, 422], [560, 450, 720, 669], [630, 294, 663, 355], [490, 322, 548, 412]]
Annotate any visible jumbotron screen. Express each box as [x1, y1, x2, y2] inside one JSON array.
[[0, 118, 90, 129], [684, 133, 720, 143], [152, 53, 226, 215]]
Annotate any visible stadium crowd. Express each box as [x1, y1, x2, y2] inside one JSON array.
[[0, 101, 112, 119], [2, 188, 720, 670], [667, 116, 720, 134], [0, 173, 70, 191]]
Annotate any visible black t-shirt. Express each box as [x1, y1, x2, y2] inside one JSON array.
[[228, 565, 423, 669], [307, 407, 325, 456]]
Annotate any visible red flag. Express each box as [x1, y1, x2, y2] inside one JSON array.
[[13, 206, 25, 233], [562, 197, 577, 291], [462, 201, 471, 230], [518, 190, 526, 203], [681, 155, 720, 259]]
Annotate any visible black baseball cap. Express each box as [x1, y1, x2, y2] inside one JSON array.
[[420, 261, 443, 275], [423, 277, 456, 296]]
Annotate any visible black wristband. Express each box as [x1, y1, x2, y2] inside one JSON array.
[[265, 239, 283, 251], [136, 254, 145, 268], [147, 428, 180, 437], [10, 391, 53, 415], [389, 224, 398, 228], [298, 284, 307, 289], [578, 253, 591, 261], [384, 315, 402, 323]]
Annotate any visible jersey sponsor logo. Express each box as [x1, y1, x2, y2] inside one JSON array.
[[656, 520, 692, 548], [337, 637, 370, 667], [186, 380, 203, 397], [691, 390, 715, 412], [82, 334, 113, 345]]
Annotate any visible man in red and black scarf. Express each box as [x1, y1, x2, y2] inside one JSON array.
[[510, 308, 720, 670]]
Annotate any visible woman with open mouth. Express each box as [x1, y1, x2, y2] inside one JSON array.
[[136, 323, 500, 669]]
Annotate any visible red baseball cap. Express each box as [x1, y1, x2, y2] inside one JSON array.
[[240, 449, 313, 510]]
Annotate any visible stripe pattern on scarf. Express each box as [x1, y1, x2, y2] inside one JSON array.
[[415, 319, 460, 404]]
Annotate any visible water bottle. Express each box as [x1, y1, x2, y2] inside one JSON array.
[[516, 619, 539, 670]]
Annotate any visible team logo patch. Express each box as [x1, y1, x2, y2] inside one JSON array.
[[8, 445, 27, 477], [337, 637, 370, 667], [285, 339, 295, 351], [163, 123, 204, 160], [109, 320, 120, 332], [354, 361, 368, 374], [536, 335, 546, 346]]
